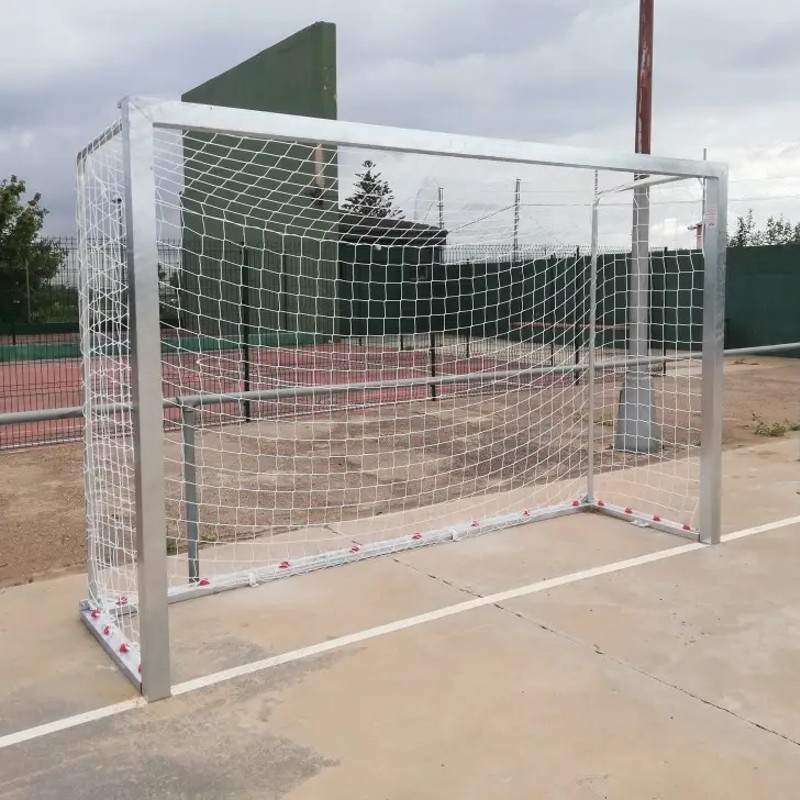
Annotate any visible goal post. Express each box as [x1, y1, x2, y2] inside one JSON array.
[[77, 95, 728, 698]]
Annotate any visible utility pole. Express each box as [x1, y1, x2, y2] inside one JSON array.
[[615, 0, 658, 453], [512, 178, 521, 264]]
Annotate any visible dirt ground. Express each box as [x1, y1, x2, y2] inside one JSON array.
[[1, 356, 797, 588]]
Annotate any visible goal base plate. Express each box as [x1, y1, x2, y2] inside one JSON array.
[[79, 600, 142, 689]]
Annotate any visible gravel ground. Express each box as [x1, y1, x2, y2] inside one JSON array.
[[1, 356, 797, 588]]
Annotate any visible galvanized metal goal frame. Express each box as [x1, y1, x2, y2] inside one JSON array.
[[76, 96, 729, 700]]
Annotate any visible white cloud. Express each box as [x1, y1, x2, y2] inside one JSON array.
[[2, 0, 800, 236]]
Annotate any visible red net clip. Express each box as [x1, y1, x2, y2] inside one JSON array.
[[278, 560, 290, 569], [411, 532, 422, 540], [116, 596, 128, 607], [103, 625, 111, 636], [682, 523, 692, 532], [597, 500, 606, 507], [624, 507, 633, 515], [90, 609, 102, 619], [198, 578, 210, 586], [652, 515, 661, 522], [119, 643, 130, 654], [138, 664, 142, 674], [572, 500, 580, 507], [471, 520, 480, 528], [350, 545, 360, 553], [522, 509, 531, 517]]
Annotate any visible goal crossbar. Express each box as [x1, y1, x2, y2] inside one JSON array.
[[129, 95, 726, 179]]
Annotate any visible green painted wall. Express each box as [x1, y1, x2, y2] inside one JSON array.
[[181, 21, 336, 119], [178, 22, 338, 339]]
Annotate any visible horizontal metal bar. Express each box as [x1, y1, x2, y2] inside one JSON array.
[[178, 359, 596, 409], [0, 398, 178, 427], [76, 120, 123, 164], [0, 406, 85, 425], [598, 174, 687, 198], [724, 342, 800, 356], [589, 501, 700, 542], [2, 341, 797, 428], [157, 502, 586, 606], [173, 350, 684, 409], [130, 96, 725, 179]]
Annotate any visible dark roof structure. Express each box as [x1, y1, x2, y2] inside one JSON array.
[[337, 212, 447, 248]]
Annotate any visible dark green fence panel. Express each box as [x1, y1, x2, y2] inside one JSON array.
[[337, 243, 438, 337], [725, 245, 800, 349]]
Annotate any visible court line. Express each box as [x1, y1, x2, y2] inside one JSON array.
[[720, 515, 800, 543], [2, 513, 799, 751], [0, 698, 147, 749]]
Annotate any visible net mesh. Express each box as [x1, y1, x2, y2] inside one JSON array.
[[593, 180, 705, 526], [78, 119, 706, 661], [78, 122, 140, 651]]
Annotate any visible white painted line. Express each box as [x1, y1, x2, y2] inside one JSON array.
[[2, 512, 799, 751], [174, 540, 707, 695], [173, 515, 800, 697], [0, 698, 146, 750], [721, 515, 800, 543]]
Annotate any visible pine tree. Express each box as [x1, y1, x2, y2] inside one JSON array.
[[341, 160, 403, 219]]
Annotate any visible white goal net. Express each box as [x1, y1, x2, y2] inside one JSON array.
[[77, 99, 725, 689]]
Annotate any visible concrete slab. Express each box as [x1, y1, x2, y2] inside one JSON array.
[[1, 436, 799, 799], [272, 606, 800, 799], [719, 436, 800, 531], [504, 522, 800, 745], [394, 509, 682, 597], [168, 553, 468, 683], [2, 603, 800, 799], [0, 575, 135, 736]]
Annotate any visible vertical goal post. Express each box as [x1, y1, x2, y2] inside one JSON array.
[[77, 95, 728, 700]]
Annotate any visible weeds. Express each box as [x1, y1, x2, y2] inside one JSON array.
[[751, 413, 792, 438]]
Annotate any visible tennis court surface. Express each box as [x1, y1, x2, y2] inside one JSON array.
[[1, 433, 800, 799]]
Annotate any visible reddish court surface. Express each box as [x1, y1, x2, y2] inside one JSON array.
[[1, 341, 563, 447], [0, 358, 84, 447]]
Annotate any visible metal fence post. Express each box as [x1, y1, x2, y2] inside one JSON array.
[[429, 331, 437, 401]]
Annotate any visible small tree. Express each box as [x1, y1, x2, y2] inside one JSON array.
[[0, 175, 65, 322], [729, 208, 800, 247], [763, 214, 794, 245], [341, 160, 403, 219], [729, 208, 759, 247]]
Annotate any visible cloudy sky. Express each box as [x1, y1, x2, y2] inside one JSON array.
[[3, 0, 800, 240]]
